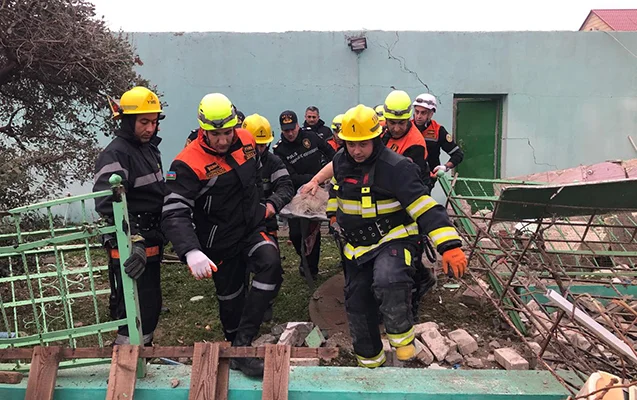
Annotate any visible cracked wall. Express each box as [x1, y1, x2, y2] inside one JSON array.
[[95, 31, 637, 183]]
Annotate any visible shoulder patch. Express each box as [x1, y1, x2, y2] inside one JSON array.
[[446, 133, 453, 142], [205, 162, 227, 178], [302, 138, 311, 149], [166, 171, 176, 180]]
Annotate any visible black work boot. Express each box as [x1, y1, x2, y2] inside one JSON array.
[[230, 357, 264, 377]]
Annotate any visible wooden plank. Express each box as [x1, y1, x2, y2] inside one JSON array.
[[189, 342, 220, 400], [215, 342, 231, 400], [105, 345, 140, 400], [0, 344, 338, 361], [0, 370, 23, 384], [25, 346, 61, 400], [262, 344, 291, 400]]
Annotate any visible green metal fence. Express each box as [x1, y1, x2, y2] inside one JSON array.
[[0, 174, 143, 370]]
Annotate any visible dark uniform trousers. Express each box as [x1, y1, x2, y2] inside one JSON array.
[[108, 235, 163, 345], [344, 241, 417, 359], [287, 218, 321, 276], [209, 229, 283, 345]]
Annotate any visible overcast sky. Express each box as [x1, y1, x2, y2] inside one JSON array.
[[90, 0, 636, 32]]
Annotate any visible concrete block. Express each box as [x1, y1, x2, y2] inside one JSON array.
[[413, 322, 439, 338], [494, 347, 529, 370], [290, 358, 320, 366], [420, 328, 450, 362], [304, 326, 326, 348], [413, 338, 434, 365], [252, 334, 277, 347], [465, 357, 485, 369], [448, 329, 479, 355], [527, 341, 542, 355]]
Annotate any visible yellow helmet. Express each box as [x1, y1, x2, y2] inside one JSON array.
[[117, 86, 162, 115], [242, 114, 273, 144], [197, 93, 237, 130], [339, 105, 382, 141], [383, 90, 412, 120], [331, 114, 344, 134], [374, 104, 386, 122]]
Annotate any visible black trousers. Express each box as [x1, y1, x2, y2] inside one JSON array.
[[344, 241, 416, 359], [288, 218, 321, 275], [108, 245, 163, 345], [207, 229, 283, 345]]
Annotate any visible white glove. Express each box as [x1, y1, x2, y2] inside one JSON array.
[[433, 165, 448, 174], [185, 250, 217, 279]]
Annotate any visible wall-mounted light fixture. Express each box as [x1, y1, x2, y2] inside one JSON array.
[[348, 36, 367, 53]]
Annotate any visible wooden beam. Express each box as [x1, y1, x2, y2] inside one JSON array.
[[105, 345, 140, 400], [0, 370, 23, 384], [262, 344, 291, 400], [215, 342, 231, 400], [0, 345, 338, 361], [189, 342, 220, 400], [24, 346, 61, 400]]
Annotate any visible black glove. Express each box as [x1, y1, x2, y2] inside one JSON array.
[[123, 242, 147, 280]]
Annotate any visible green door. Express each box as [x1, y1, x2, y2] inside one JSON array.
[[454, 98, 502, 179]]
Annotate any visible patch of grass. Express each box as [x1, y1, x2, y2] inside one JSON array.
[[155, 236, 343, 346]]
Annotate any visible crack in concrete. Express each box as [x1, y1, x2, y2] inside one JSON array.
[[504, 137, 558, 169], [378, 32, 432, 95]]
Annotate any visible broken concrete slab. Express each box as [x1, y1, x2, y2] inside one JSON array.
[[252, 334, 278, 347], [278, 328, 300, 346], [420, 327, 451, 362], [413, 338, 434, 365], [271, 323, 287, 336], [494, 347, 529, 370], [448, 329, 479, 355]]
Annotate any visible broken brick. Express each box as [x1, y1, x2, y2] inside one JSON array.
[[461, 285, 487, 306], [413, 322, 440, 338], [494, 347, 529, 370], [414, 338, 434, 365], [420, 328, 451, 361], [448, 329, 478, 355], [445, 350, 463, 365], [465, 357, 485, 369]]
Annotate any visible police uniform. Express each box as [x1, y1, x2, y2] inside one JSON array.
[[326, 140, 462, 368], [302, 119, 332, 142], [162, 128, 283, 346], [93, 123, 166, 346], [274, 111, 336, 276]]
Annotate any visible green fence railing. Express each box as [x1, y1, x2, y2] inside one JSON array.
[[0, 174, 143, 372]]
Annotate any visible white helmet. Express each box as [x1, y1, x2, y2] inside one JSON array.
[[413, 93, 437, 112]]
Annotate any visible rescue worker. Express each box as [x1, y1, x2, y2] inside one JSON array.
[[303, 105, 332, 141], [326, 104, 467, 367], [412, 93, 464, 188], [381, 90, 431, 185], [162, 93, 283, 377], [374, 104, 386, 127], [274, 110, 336, 279], [326, 114, 345, 152], [93, 86, 166, 347]]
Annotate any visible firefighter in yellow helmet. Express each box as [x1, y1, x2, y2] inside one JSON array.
[[162, 94, 284, 377], [326, 104, 467, 368], [327, 113, 345, 151], [374, 104, 386, 127], [93, 86, 166, 347]]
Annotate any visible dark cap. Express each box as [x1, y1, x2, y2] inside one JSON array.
[[279, 110, 298, 130]]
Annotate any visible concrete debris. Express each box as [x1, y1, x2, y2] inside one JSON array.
[[446, 196, 472, 219], [494, 347, 529, 370], [427, 362, 448, 370], [413, 338, 434, 365], [420, 327, 451, 362], [488, 340, 501, 349], [445, 349, 463, 365], [278, 328, 300, 346], [465, 357, 485, 369], [448, 329, 479, 355], [271, 323, 287, 336], [527, 341, 542, 355], [487, 354, 495, 362], [252, 334, 278, 347], [170, 378, 180, 388], [325, 331, 353, 351], [413, 322, 440, 338], [461, 285, 487, 306]]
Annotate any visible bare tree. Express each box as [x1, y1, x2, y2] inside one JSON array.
[[0, 0, 154, 210]]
